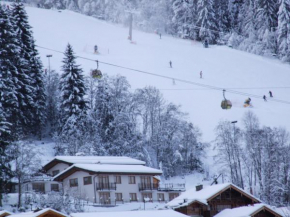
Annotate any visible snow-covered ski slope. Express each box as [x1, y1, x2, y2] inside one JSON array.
[[26, 6, 290, 141]]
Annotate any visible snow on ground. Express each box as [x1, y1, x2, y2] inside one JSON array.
[[25, 7, 290, 142], [71, 210, 188, 217], [82, 202, 167, 213]]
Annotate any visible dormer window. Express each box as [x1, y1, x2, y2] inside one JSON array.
[[52, 170, 60, 176]]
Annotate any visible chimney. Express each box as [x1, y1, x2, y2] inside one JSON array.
[[196, 184, 203, 191]]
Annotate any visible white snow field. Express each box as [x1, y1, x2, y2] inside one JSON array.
[[25, 7, 290, 146]]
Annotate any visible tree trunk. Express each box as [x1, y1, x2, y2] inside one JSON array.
[[0, 192, 2, 207], [18, 179, 21, 208]]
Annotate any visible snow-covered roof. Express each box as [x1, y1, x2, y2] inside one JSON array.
[[167, 183, 261, 208], [70, 210, 188, 217], [214, 204, 282, 217], [44, 156, 145, 168], [8, 208, 67, 217], [276, 207, 290, 217], [54, 164, 162, 181], [0, 210, 12, 216]]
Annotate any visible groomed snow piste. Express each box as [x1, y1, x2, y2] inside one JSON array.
[[22, 6, 290, 153]]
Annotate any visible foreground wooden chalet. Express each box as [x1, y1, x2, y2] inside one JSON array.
[[8, 208, 67, 217], [71, 210, 189, 217], [0, 211, 12, 217], [167, 183, 261, 217], [214, 204, 283, 217]]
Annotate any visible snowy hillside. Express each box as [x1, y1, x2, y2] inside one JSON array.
[[25, 6, 290, 146]]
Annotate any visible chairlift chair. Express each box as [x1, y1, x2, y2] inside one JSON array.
[[91, 60, 102, 79], [221, 90, 232, 109]]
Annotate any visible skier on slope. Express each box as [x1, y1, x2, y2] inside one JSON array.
[[269, 91, 273, 97], [263, 95, 267, 101], [245, 98, 251, 105], [169, 61, 172, 68], [94, 45, 98, 54], [200, 71, 203, 79]]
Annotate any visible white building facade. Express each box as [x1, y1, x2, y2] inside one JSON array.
[[24, 156, 185, 205]]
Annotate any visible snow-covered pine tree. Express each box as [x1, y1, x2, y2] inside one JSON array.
[[184, 0, 198, 39], [171, 0, 186, 37], [196, 0, 218, 43], [237, 0, 258, 52], [215, 0, 231, 33], [228, 0, 244, 33], [12, 3, 46, 137], [255, 0, 278, 56], [0, 102, 12, 207], [45, 70, 61, 134], [277, 0, 290, 61], [59, 44, 87, 131], [0, 5, 24, 137], [256, 0, 278, 40]]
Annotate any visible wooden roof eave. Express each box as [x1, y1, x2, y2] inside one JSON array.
[[53, 166, 162, 182], [250, 206, 283, 217], [43, 159, 71, 172], [0, 212, 11, 217], [176, 200, 207, 209], [37, 210, 67, 217], [207, 184, 260, 203]]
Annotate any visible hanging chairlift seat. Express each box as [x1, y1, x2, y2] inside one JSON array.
[[221, 100, 232, 109], [91, 69, 102, 79]]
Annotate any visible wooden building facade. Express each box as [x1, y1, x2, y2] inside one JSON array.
[[172, 184, 260, 217]]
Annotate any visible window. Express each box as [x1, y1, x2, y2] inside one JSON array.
[[100, 192, 111, 205], [115, 193, 123, 201], [115, 176, 121, 184], [141, 176, 151, 184], [99, 175, 109, 184], [69, 178, 78, 187], [130, 193, 137, 201], [169, 193, 179, 201], [51, 184, 59, 192], [52, 170, 60, 176], [83, 176, 92, 185], [129, 176, 135, 184], [32, 183, 45, 193], [158, 193, 164, 201], [142, 193, 152, 202]]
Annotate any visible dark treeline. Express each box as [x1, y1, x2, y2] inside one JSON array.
[[26, 0, 290, 62], [0, 2, 46, 206]]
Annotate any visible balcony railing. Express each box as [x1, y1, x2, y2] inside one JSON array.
[[139, 183, 158, 191], [138, 183, 186, 191], [96, 183, 116, 191], [158, 183, 186, 192], [23, 175, 53, 183]]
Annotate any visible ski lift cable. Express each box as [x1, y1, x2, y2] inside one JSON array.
[[131, 87, 290, 91], [36, 45, 290, 105]]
